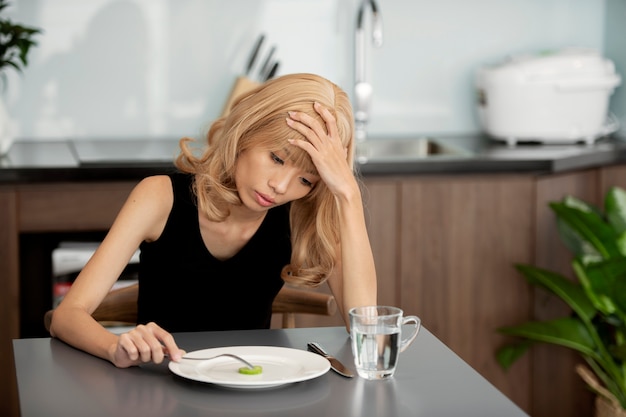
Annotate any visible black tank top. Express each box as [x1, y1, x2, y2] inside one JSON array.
[[137, 173, 290, 332]]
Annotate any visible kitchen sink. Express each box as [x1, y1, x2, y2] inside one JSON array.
[[355, 137, 465, 163]]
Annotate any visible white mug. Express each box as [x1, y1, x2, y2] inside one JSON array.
[[349, 306, 421, 380]]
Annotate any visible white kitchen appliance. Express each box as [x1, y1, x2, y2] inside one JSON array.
[[476, 48, 621, 145]]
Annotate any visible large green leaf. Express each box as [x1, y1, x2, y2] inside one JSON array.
[[574, 257, 626, 322], [555, 196, 603, 257], [515, 264, 597, 321], [606, 187, 626, 236], [617, 232, 626, 258], [556, 217, 601, 258], [498, 317, 598, 358], [551, 202, 622, 259], [496, 340, 534, 370], [563, 195, 604, 217]]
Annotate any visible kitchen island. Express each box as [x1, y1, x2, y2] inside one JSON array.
[[3, 136, 626, 417]]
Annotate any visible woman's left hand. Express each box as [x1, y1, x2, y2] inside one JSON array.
[[286, 102, 355, 197]]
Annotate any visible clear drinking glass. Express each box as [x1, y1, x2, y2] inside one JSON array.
[[349, 306, 421, 380]]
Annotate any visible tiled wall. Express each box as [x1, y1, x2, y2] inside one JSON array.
[[5, 0, 619, 141]]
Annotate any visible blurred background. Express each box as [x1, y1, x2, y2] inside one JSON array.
[[4, 0, 625, 142]]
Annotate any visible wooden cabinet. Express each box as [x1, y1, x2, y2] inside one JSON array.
[[599, 164, 626, 196], [18, 182, 136, 232], [532, 170, 599, 417], [0, 189, 19, 417], [399, 175, 534, 410]]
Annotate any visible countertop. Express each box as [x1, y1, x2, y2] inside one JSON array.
[[1, 135, 626, 184]]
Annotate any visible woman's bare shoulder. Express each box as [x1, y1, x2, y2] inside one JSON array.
[[118, 175, 175, 242], [120, 175, 174, 218], [128, 175, 172, 201], [136, 175, 173, 191]]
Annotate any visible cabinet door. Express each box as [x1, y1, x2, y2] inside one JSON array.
[[533, 169, 598, 417], [599, 163, 626, 196], [0, 188, 19, 417], [399, 174, 534, 411], [18, 182, 137, 232]]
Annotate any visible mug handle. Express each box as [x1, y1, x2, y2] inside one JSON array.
[[400, 315, 421, 353]]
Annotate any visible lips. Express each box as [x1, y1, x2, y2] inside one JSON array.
[[255, 191, 275, 207]]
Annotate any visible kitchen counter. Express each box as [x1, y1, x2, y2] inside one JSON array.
[[0, 139, 180, 183], [360, 134, 626, 175], [1, 135, 626, 183]]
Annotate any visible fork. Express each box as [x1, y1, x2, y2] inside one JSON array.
[[177, 353, 255, 369]]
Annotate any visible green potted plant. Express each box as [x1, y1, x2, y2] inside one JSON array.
[[0, 0, 40, 81], [0, 0, 41, 154], [496, 186, 626, 417]]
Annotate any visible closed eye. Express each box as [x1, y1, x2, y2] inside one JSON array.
[[300, 177, 314, 188], [271, 152, 284, 165]]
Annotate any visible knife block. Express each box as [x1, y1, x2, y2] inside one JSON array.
[[221, 76, 261, 118]]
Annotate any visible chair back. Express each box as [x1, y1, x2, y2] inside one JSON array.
[[44, 283, 336, 331]]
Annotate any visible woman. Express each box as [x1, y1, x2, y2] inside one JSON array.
[[50, 73, 377, 368]]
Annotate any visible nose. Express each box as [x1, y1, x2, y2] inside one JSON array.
[[268, 169, 296, 194]]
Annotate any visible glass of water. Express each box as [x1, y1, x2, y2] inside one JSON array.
[[349, 306, 421, 380]]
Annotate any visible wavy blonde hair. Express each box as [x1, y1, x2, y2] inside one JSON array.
[[175, 73, 355, 287]]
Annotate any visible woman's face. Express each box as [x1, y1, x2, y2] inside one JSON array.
[[234, 146, 320, 211]]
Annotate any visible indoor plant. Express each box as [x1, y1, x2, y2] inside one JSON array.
[[0, 0, 40, 153], [496, 186, 626, 416], [0, 0, 40, 82]]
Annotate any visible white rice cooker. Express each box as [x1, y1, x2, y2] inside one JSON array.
[[476, 48, 621, 145]]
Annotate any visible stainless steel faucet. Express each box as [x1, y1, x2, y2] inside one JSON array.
[[354, 0, 383, 142]]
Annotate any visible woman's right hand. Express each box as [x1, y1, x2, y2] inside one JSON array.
[[110, 322, 184, 368]]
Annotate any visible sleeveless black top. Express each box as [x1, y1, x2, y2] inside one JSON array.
[[137, 173, 290, 332]]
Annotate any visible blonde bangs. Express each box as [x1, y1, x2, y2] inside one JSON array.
[[243, 115, 318, 176], [286, 144, 318, 176]]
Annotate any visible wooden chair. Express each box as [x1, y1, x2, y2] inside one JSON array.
[[44, 283, 336, 332]]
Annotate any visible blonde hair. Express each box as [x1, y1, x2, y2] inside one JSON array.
[[175, 73, 355, 287]]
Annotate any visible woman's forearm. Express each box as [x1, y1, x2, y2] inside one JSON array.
[[335, 183, 378, 321], [51, 305, 119, 363]]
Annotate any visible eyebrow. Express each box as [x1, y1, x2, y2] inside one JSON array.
[[279, 146, 318, 176], [281, 146, 294, 158]]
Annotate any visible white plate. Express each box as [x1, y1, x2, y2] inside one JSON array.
[[168, 346, 330, 389]]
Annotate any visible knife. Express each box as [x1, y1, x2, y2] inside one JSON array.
[[257, 45, 276, 81], [307, 342, 355, 378], [244, 34, 265, 76], [263, 61, 280, 82]]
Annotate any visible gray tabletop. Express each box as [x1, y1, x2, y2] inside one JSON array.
[[13, 326, 528, 417]]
